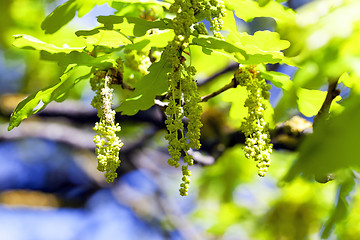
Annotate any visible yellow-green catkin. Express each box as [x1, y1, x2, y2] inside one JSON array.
[[90, 69, 123, 183], [164, 0, 226, 196], [235, 66, 273, 177]]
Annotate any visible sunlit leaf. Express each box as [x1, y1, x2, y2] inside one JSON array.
[[284, 94, 360, 180], [76, 28, 132, 47], [226, 0, 295, 25], [13, 34, 115, 68], [112, 0, 170, 8], [193, 31, 289, 64], [296, 88, 326, 117], [133, 30, 174, 51], [13, 34, 84, 53], [192, 35, 247, 62], [41, 0, 111, 34], [260, 70, 293, 91], [222, 86, 248, 121], [116, 54, 172, 115], [235, 31, 290, 64], [97, 16, 173, 37], [8, 65, 92, 130]]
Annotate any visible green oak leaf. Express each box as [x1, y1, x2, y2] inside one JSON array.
[[41, 0, 111, 34], [13, 34, 114, 69], [111, 0, 170, 16], [76, 28, 132, 47], [222, 86, 248, 121], [284, 93, 360, 181], [296, 88, 326, 117], [260, 70, 293, 91], [97, 16, 173, 37], [8, 65, 92, 131], [133, 30, 174, 51], [13, 34, 84, 53], [225, 0, 295, 25], [235, 31, 290, 64], [192, 31, 289, 64], [116, 54, 172, 115], [191, 35, 248, 63]]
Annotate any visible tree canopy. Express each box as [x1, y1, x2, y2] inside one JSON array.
[[1, 0, 360, 239]]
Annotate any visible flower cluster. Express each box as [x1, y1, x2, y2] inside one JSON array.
[[235, 66, 273, 177], [125, 49, 152, 76], [90, 68, 123, 183], [195, 0, 226, 38], [164, 0, 206, 196]]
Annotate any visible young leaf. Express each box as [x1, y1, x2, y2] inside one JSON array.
[[133, 30, 175, 51], [116, 54, 172, 115], [76, 28, 132, 47], [222, 86, 248, 121], [97, 16, 173, 37], [296, 88, 326, 117], [112, 0, 170, 8], [191, 35, 248, 63], [13, 34, 84, 54], [41, 0, 110, 34], [284, 93, 360, 180], [235, 31, 290, 64], [13, 34, 114, 68], [260, 70, 293, 91], [226, 0, 295, 25], [193, 31, 289, 64], [8, 65, 92, 131]]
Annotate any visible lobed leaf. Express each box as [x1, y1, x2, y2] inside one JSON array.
[[76, 28, 132, 48], [226, 0, 295, 25], [192, 31, 289, 64], [112, 0, 170, 9], [191, 35, 248, 63], [235, 31, 290, 64], [284, 93, 360, 180], [116, 54, 172, 115], [296, 88, 326, 117], [260, 70, 293, 91], [97, 16, 173, 37], [13, 34, 84, 54], [13, 34, 114, 69], [8, 66, 92, 130], [41, 0, 111, 34]]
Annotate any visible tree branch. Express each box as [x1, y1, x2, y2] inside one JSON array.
[[201, 77, 238, 102], [197, 62, 239, 87], [313, 79, 340, 126]]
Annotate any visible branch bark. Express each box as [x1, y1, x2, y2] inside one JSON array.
[[201, 77, 238, 102], [313, 79, 340, 126]]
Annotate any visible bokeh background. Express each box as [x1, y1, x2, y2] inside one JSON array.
[[1, 0, 360, 239]]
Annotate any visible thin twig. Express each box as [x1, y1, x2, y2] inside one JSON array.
[[197, 62, 239, 87], [201, 77, 238, 102]]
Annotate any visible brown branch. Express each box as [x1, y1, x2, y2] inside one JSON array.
[[201, 77, 238, 102], [197, 62, 239, 87], [313, 79, 340, 126]]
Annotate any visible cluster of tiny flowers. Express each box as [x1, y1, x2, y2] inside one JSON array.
[[235, 66, 273, 177], [164, 0, 204, 196], [90, 69, 123, 183], [196, 0, 226, 38], [125, 49, 152, 76]]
